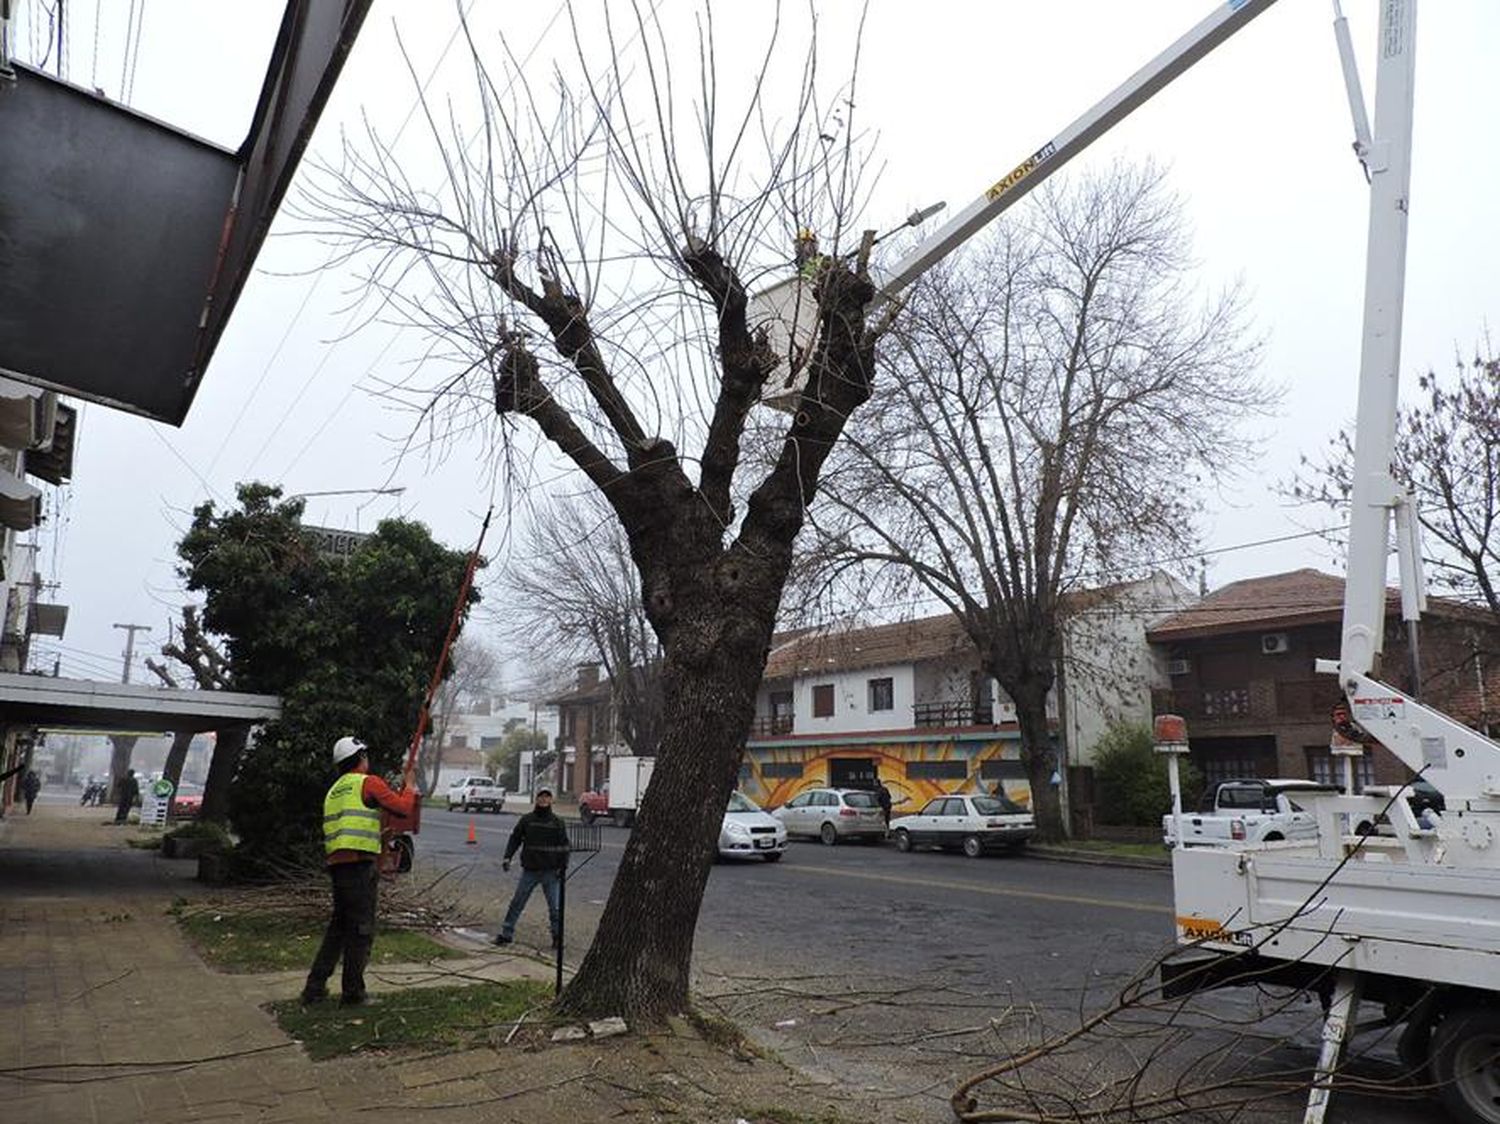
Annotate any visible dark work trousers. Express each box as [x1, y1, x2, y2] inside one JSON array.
[[304, 860, 380, 1001], [113, 800, 130, 824]]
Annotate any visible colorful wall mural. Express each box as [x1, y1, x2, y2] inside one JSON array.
[[740, 732, 1033, 812]]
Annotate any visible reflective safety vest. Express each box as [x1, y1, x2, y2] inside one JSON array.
[[323, 773, 381, 855]]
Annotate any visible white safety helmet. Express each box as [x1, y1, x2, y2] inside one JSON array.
[[331, 736, 367, 765]]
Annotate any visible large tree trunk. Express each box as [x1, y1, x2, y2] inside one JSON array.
[[1013, 689, 1064, 843], [161, 730, 194, 793], [200, 726, 249, 824], [554, 623, 766, 1021], [107, 735, 138, 803]]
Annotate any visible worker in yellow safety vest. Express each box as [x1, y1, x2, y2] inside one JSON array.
[[300, 736, 415, 1006]]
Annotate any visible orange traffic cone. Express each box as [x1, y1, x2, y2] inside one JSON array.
[[466, 820, 478, 846]]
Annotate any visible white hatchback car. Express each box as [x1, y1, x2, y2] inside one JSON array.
[[890, 793, 1035, 857], [718, 791, 788, 862]]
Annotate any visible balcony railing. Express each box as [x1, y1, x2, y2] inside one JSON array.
[[1153, 680, 1342, 723], [913, 702, 995, 728], [748, 714, 795, 738]]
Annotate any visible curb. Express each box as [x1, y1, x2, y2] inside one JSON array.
[[1028, 845, 1170, 871]]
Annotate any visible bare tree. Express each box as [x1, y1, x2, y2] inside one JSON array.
[[1294, 349, 1499, 616], [305, 6, 881, 1020], [420, 636, 501, 794], [145, 605, 234, 801], [808, 162, 1270, 840], [501, 491, 664, 758]]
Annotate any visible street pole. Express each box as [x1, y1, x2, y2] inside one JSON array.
[[112, 623, 152, 684]]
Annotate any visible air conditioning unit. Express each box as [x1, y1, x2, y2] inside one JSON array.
[[1166, 658, 1190, 676], [1261, 632, 1290, 655]]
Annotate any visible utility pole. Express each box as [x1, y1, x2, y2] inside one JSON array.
[[112, 623, 152, 684]]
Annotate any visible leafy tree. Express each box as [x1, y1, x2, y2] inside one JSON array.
[[1091, 721, 1202, 827], [486, 726, 548, 789], [178, 484, 477, 866]]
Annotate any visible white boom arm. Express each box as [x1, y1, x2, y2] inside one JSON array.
[[1320, 0, 1500, 810], [755, 0, 1282, 405], [875, 0, 1280, 303]]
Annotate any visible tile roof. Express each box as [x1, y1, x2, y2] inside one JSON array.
[[763, 614, 973, 680], [1146, 568, 1494, 641]]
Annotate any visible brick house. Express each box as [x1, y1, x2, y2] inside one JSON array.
[[544, 664, 620, 795], [1147, 569, 1500, 788]]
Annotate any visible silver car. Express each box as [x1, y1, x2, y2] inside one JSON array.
[[718, 791, 788, 862], [771, 787, 887, 845]]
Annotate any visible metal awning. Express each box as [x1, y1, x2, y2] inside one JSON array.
[[0, 674, 280, 733], [0, 377, 41, 448], [0, 1, 374, 425]]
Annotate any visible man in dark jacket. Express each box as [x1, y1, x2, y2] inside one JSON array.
[[495, 787, 569, 947]]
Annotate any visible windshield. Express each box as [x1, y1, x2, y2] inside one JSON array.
[[726, 792, 760, 813], [973, 796, 1025, 815]]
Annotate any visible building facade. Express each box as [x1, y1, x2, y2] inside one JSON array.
[[1147, 569, 1500, 788]]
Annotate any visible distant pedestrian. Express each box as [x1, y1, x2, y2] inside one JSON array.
[[21, 769, 40, 814], [302, 736, 416, 1007], [113, 770, 139, 824], [495, 787, 569, 947], [875, 780, 893, 829]]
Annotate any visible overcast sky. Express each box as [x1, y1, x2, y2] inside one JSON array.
[[10, 1, 1499, 686]]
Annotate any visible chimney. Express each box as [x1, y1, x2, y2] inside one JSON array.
[[576, 663, 601, 691]]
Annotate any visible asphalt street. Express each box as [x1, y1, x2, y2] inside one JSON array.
[[412, 807, 1431, 1123]]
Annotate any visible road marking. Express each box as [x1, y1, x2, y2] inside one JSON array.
[[777, 860, 1174, 915]]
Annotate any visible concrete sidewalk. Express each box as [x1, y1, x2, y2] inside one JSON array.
[[0, 804, 589, 1123]]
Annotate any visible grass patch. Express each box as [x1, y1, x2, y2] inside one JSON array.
[[179, 911, 463, 973], [1045, 839, 1167, 860], [270, 979, 551, 1060], [125, 834, 162, 850]]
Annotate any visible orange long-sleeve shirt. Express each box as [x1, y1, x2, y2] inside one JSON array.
[[327, 772, 417, 866]]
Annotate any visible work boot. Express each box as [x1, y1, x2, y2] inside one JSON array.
[[299, 988, 329, 1005], [493, 933, 513, 946]]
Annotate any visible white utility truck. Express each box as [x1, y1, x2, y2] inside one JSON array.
[[1162, 779, 1335, 848], [580, 755, 655, 827], [751, 2, 1499, 1120]]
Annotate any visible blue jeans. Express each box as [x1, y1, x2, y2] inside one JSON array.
[[500, 868, 561, 942]]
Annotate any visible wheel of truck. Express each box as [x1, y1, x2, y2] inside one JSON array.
[[894, 829, 913, 853], [580, 807, 595, 825], [390, 835, 414, 874], [613, 809, 633, 829], [460, 800, 469, 814], [819, 821, 838, 846], [962, 835, 985, 859], [1431, 1006, 1500, 1124]]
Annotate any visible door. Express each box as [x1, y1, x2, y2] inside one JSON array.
[[829, 757, 877, 790]]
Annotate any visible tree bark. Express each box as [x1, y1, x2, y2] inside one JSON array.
[[161, 730, 193, 793], [200, 726, 248, 824], [1013, 689, 1064, 842], [554, 613, 769, 1021], [107, 735, 138, 803]]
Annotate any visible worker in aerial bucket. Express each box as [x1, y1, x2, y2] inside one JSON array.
[[301, 736, 416, 1006]]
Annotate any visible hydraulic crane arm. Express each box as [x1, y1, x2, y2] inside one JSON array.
[[757, 0, 1283, 404], [875, 0, 1281, 303]]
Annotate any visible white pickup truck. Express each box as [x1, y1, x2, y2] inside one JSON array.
[[1162, 778, 1337, 848]]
